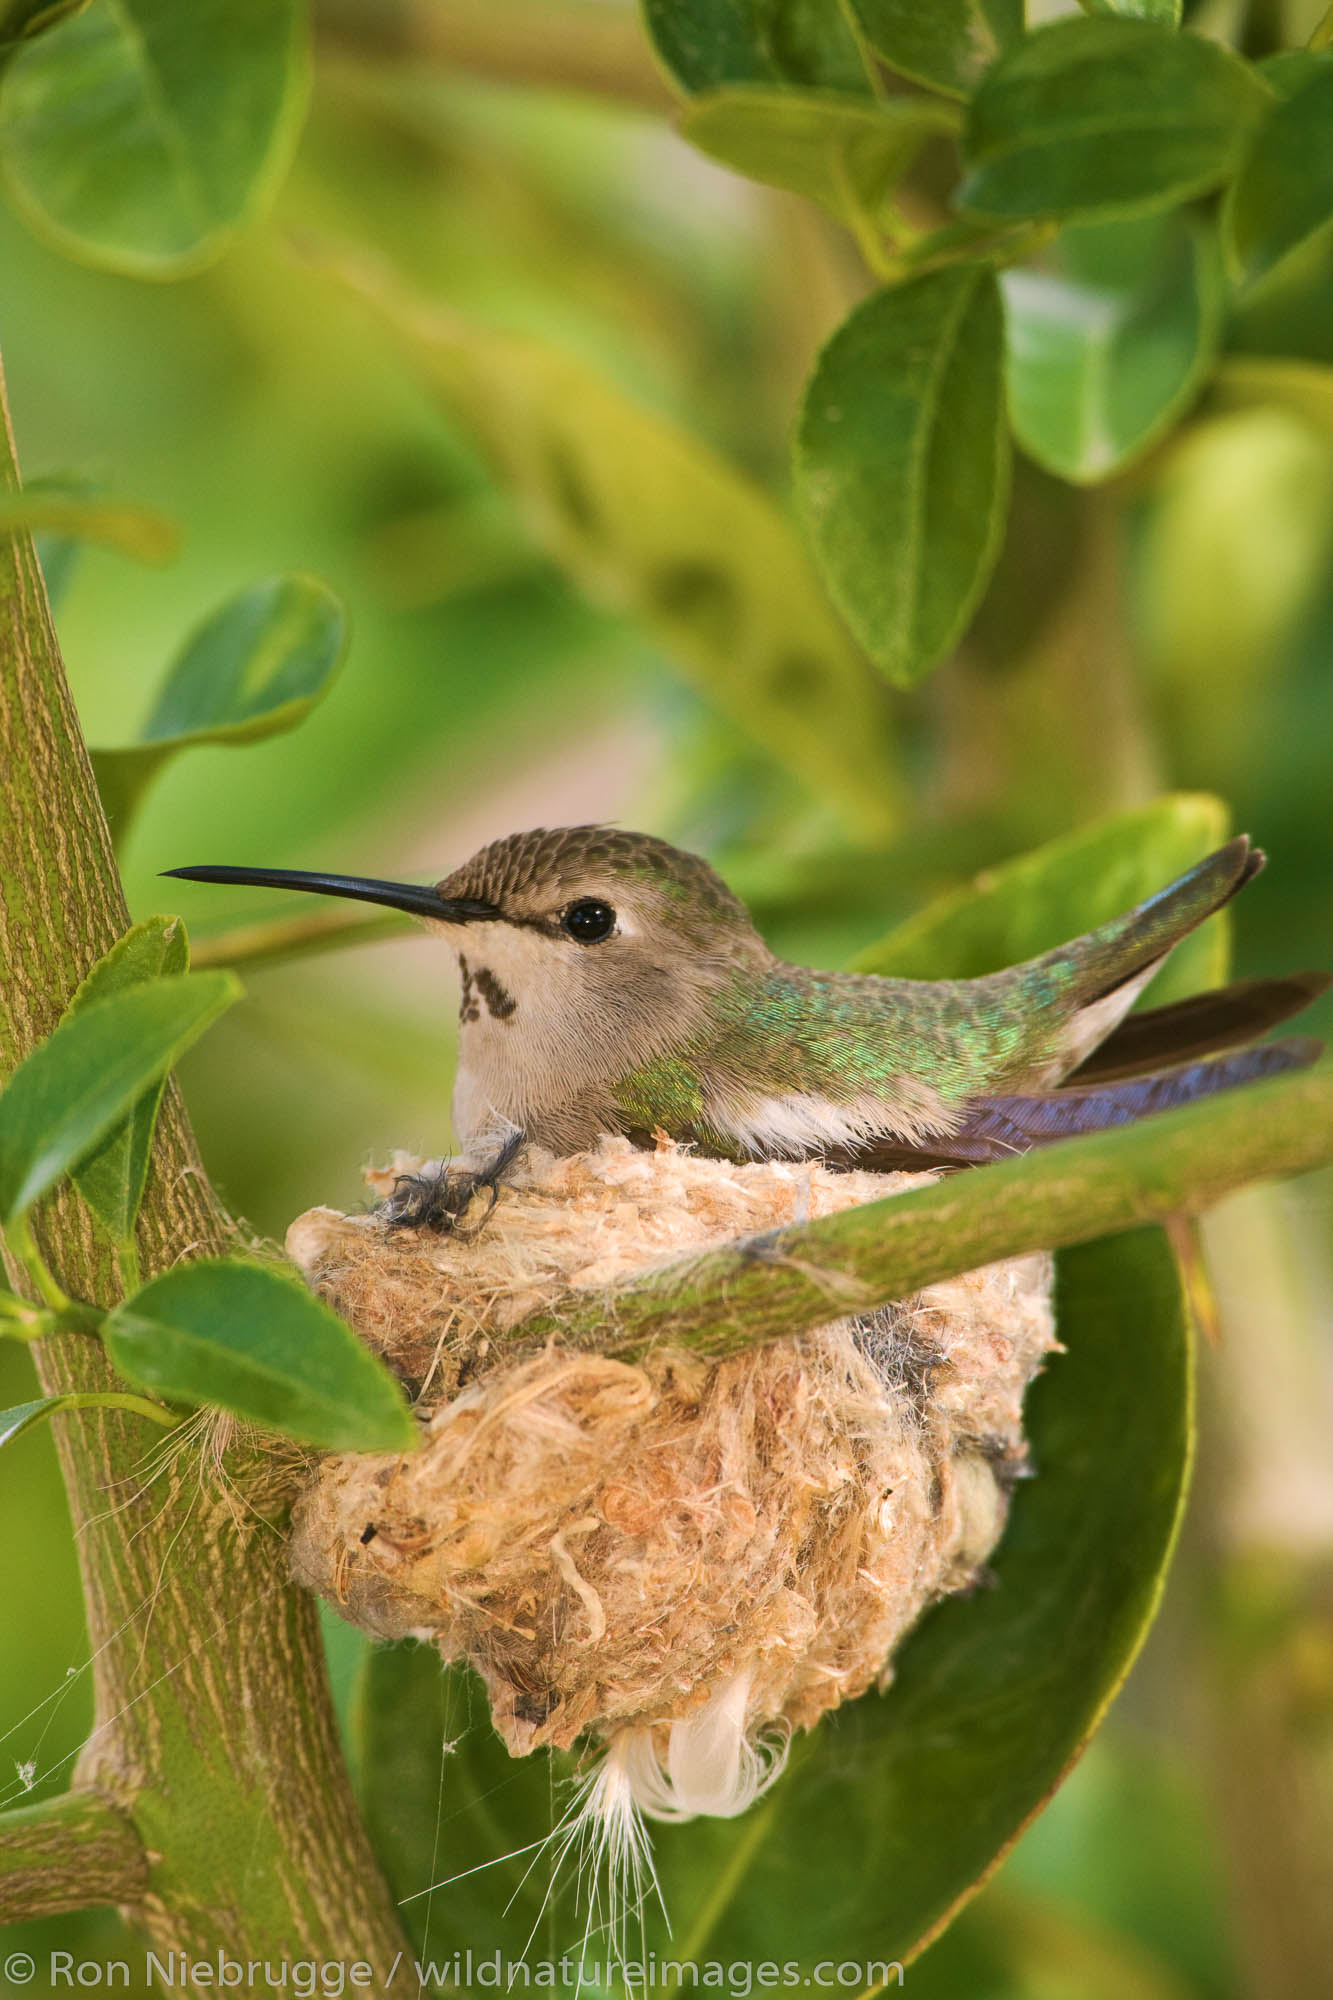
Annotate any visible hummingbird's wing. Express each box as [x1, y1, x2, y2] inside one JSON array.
[[839, 1036, 1321, 1172], [1067, 970, 1331, 1084]]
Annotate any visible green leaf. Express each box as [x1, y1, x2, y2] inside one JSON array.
[[1002, 219, 1222, 483], [847, 0, 1023, 99], [647, 1228, 1191, 1969], [0, 1397, 60, 1447], [0, 488, 177, 562], [90, 573, 348, 838], [1257, 49, 1329, 99], [1, 1390, 175, 1448], [854, 794, 1232, 1000], [641, 0, 874, 96], [1223, 62, 1333, 287], [794, 261, 1009, 688], [351, 1229, 1191, 1971], [65, 917, 189, 1247], [352, 1645, 567, 1959], [1081, 0, 1180, 22], [0, 972, 238, 1226], [104, 1258, 419, 1452], [0, 0, 309, 276], [678, 86, 958, 221], [0, 0, 86, 51], [959, 18, 1272, 223], [332, 257, 898, 840]]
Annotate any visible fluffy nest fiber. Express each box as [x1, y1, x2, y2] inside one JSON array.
[[286, 1138, 1056, 1811]]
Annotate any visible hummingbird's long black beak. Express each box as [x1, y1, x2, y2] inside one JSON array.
[[161, 865, 498, 924]]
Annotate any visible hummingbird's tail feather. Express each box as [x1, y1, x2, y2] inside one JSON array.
[[1070, 970, 1331, 1084], [1029, 836, 1262, 1018], [937, 1035, 1322, 1166], [1006, 836, 1275, 1082]]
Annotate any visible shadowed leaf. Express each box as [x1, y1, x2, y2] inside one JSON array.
[[0, 0, 88, 50], [353, 1645, 570, 1958], [642, 0, 874, 96], [959, 18, 1271, 223], [795, 262, 1009, 687], [1224, 61, 1333, 286]]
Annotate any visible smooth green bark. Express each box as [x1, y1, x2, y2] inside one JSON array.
[[0, 351, 411, 1982]]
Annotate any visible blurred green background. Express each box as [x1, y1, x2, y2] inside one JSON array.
[[3, 2, 1333, 1995]]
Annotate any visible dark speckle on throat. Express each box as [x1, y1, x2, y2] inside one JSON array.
[[458, 954, 480, 1025], [474, 966, 517, 1022]]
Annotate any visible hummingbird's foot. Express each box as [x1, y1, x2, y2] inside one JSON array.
[[381, 1129, 527, 1236]]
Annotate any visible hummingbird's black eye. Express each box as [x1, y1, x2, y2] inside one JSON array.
[[562, 898, 616, 943]]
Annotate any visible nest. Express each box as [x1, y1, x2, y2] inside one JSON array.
[[286, 1139, 1056, 1815]]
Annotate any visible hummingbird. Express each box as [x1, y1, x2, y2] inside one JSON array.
[[167, 827, 1326, 1230]]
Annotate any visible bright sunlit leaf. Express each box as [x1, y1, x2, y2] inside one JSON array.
[[65, 917, 190, 1247], [1002, 220, 1222, 483], [0, 973, 238, 1226], [1081, 0, 1181, 22], [847, 0, 1022, 98], [90, 573, 348, 838], [105, 1258, 419, 1452], [678, 87, 958, 222]]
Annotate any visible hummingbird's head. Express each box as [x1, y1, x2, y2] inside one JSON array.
[[435, 824, 758, 956], [166, 825, 769, 1072]]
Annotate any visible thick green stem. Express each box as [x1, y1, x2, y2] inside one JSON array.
[[0, 1790, 148, 1923], [517, 1060, 1333, 1362], [0, 353, 411, 1979]]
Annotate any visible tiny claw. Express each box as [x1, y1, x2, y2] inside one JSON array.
[[380, 1131, 526, 1237]]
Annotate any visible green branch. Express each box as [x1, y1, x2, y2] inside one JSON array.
[[519, 1060, 1333, 1362], [0, 1791, 148, 1923]]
